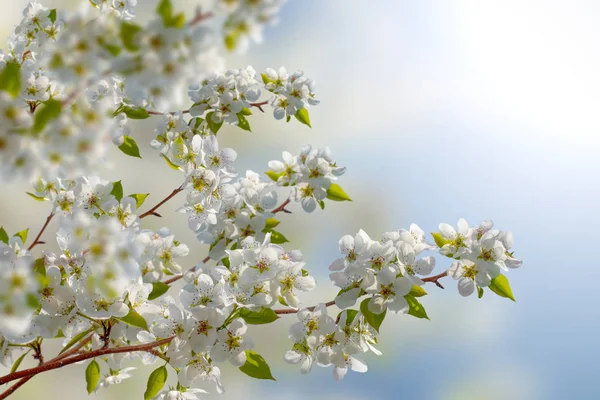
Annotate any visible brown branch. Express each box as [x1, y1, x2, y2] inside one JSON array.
[[189, 7, 214, 26], [0, 337, 174, 386], [422, 271, 447, 289], [0, 375, 34, 400], [249, 100, 269, 113], [27, 213, 54, 251], [272, 198, 291, 214], [52, 333, 94, 362], [139, 186, 184, 219], [162, 255, 210, 285]]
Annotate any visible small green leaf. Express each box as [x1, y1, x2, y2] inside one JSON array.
[[318, 200, 325, 210], [148, 282, 170, 300], [221, 257, 230, 268], [264, 218, 280, 230], [266, 230, 289, 244], [239, 307, 279, 325], [239, 351, 276, 380], [295, 108, 311, 128], [120, 22, 142, 52], [409, 285, 427, 298], [278, 295, 289, 307], [240, 107, 253, 116], [161, 154, 181, 170], [85, 359, 101, 394], [111, 181, 123, 201], [48, 9, 57, 23], [113, 105, 149, 120], [237, 113, 251, 131], [488, 274, 516, 302], [477, 286, 484, 299], [225, 33, 237, 51], [10, 350, 30, 374], [0, 227, 8, 244], [360, 298, 386, 332], [26, 192, 47, 202], [156, 0, 173, 26], [103, 43, 121, 57], [144, 365, 168, 400], [128, 193, 149, 209], [168, 13, 186, 28], [431, 232, 450, 248], [301, 269, 310, 277], [206, 112, 223, 134], [118, 136, 142, 158], [59, 328, 94, 355], [0, 62, 21, 98], [116, 308, 149, 331], [33, 258, 46, 276], [13, 229, 28, 244], [326, 183, 352, 202], [261, 73, 275, 84], [265, 170, 284, 182], [405, 294, 429, 320], [33, 99, 62, 134], [340, 309, 359, 326]]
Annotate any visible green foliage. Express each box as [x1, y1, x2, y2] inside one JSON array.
[[239, 351, 276, 380], [144, 365, 168, 400], [113, 104, 150, 120], [116, 308, 149, 331], [48, 9, 57, 23], [59, 328, 94, 355], [477, 286, 484, 298], [206, 112, 223, 134], [26, 192, 47, 202], [261, 73, 275, 84], [360, 298, 386, 332], [239, 307, 279, 325], [120, 22, 142, 52], [33, 99, 62, 134], [265, 230, 289, 244], [405, 294, 429, 320], [129, 193, 150, 209], [10, 350, 30, 374], [85, 359, 100, 394], [264, 218, 280, 230], [0, 227, 7, 244], [237, 113, 251, 131], [339, 309, 359, 326], [295, 108, 311, 128], [225, 33, 237, 52], [161, 154, 181, 170], [33, 258, 46, 277], [0, 61, 21, 98], [118, 136, 142, 158], [13, 229, 28, 244], [488, 274, 516, 302], [265, 170, 284, 182], [431, 232, 450, 248], [409, 285, 427, 297], [148, 282, 170, 300], [111, 181, 123, 201], [326, 183, 352, 202]]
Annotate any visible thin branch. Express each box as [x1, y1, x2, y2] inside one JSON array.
[[0, 375, 33, 400], [249, 100, 269, 113], [272, 198, 291, 214], [139, 186, 184, 219], [27, 213, 54, 251], [52, 333, 94, 362], [163, 255, 210, 285], [0, 337, 174, 386], [188, 8, 214, 26], [422, 271, 447, 289]]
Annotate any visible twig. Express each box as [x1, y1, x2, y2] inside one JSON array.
[[27, 213, 54, 251], [249, 100, 269, 113], [422, 271, 447, 289], [139, 186, 184, 219], [272, 198, 291, 214], [162, 255, 210, 285], [188, 8, 214, 26], [0, 337, 175, 386]]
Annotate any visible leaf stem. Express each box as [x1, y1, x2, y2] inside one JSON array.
[[139, 186, 184, 219], [27, 212, 54, 251]]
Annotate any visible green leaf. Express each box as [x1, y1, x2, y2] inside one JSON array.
[[239, 307, 279, 325], [360, 298, 386, 332], [33, 258, 46, 276], [409, 285, 427, 298], [13, 229, 28, 244], [264, 218, 280, 230], [120, 22, 142, 52], [128, 193, 149, 209], [161, 154, 181, 170], [477, 286, 484, 299], [103, 43, 121, 57], [206, 112, 223, 134], [225, 33, 237, 51], [266, 230, 289, 244], [295, 108, 311, 128], [318, 200, 325, 210], [431, 232, 450, 248], [0, 62, 21, 98], [111, 181, 123, 201], [26, 192, 47, 202], [240, 107, 253, 116], [10, 350, 30, 374], [265, 170, 284, 182], [118, 136, 142, 159], [168, 13, 186, 28], [239, 351, 276, 380], [85, 359, 101, 394], [148, 282, 170, 300], [326, 183, 352, 202], [144, 365, 168, 400], [237, 113, 251, 131], [339, 309, 359, 326], [488, 274, 516, 302], [301, 269, 310, 277], [113, 105, 149, 120], [48, 9, 57, 23], [221, 257, 230, 268], [59, 328, 94, 355], [0, 227, 7, 244], [261, 73, 275, 84], [33, 99, 62, 134], [156, 0, 173, 26], [277, 295, 289, 307], [116, 308, 149, 331], [405, 294, 429, 320]]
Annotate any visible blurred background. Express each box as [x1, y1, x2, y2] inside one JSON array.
[[2, 0, 600, 399]]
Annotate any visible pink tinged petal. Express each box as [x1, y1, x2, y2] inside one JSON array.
[[457, 278, 475, 297]]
